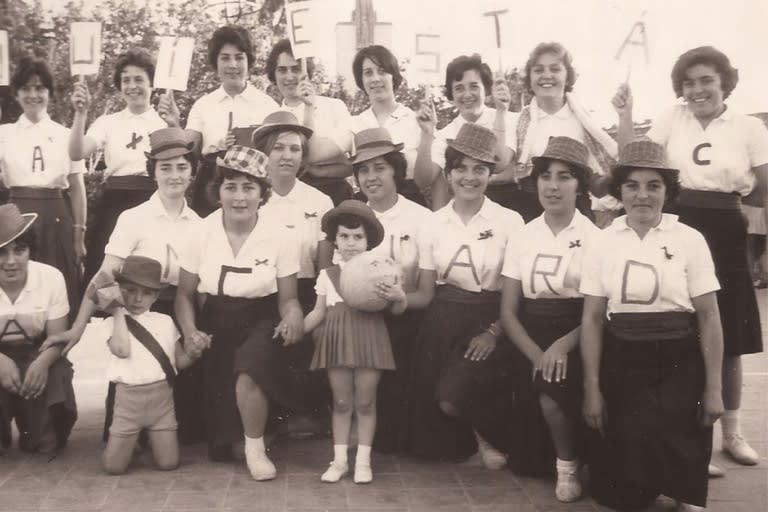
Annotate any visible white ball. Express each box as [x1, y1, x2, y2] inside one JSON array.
[[339, 253, 402, 312]]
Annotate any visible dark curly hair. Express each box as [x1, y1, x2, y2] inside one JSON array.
[[670, 46, 739, 100], [352, 45, 403, 93], [208, 166, 272, 207], [265, 39, 315, 84], [1, 228, 38, 260], [352, 151, 407, 193], [523, 42, 576, 95], [324, 213, 379, 250], [609, 167, 681, 203], [11, 56, 54, 99], [444, 54, 492, 101], [113, 48, 155, 91], [207, 25, 254, 70]]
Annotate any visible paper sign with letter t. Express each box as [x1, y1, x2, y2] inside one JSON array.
[[154, 36, 194, 91], [0, 30, 9, 86], [285, 0, 321, 59], [70, 22, 102, 76]]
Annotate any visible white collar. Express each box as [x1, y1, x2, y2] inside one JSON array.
[[145, 192, 195, 220], [609, 213, 679, 233], [17, 113, 51, 128], [537, 103, 573, 121]]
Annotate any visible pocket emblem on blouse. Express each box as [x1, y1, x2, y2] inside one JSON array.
[[254, 258, 269, 266], [478, 229, 493, 240], [661, 246, 674, 260], [568, 240, 581, 249], [304, 211, 317, 219], [400, 234, 410, 242]]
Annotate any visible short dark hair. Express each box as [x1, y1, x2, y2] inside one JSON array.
[[4, 228, 38, 260], [444, 146, 496, 174], [531, 159, 591, 198], [146, 152, 198, 180], [325, 213, 378, 250], [609, 167, 681, 203], [208, 166, 272, 206], [11, 56, 54, 99], [265, 39, 315, 84], [113, 48, 155, 90], [352, 45, 403, 92], [523, 42, 576, 95], [352, 151, 407, 192], [444, 54, 492, 101], [208, 25, 254, 70], [670, 46, 739, 100]]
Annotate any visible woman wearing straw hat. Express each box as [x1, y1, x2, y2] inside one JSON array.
[[350, 45, 426, 206], [175, 144, 305, 480], [613, 46, 767, 472], [0, 57, 86, 318], [69, 48, 169, 288], [580, 140, 723, 511], [42, 127, 204, 443], [499, 136, 599, 501], [349, 127, 431, 453], [0, 204, 77, 455], [379, 123, 524, 465]]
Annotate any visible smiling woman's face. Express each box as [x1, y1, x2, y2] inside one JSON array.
[[621, 168, 666, 226], [529, 52, 567, 101], [219, 174, 263, 222]]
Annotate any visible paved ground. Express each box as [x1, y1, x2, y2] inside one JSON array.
[[0, 291, 766, 511]]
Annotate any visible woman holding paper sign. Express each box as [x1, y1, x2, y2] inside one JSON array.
[[70, 48, 168, 288], [0, 57, 86, 318], [181, 25, 278, 216]]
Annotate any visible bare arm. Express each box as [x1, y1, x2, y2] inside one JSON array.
[[691, 292, 725, 426], [303, 294, 327, 334], [107, 309, 131, 359], [67, 173, 87, 264], [612, 83, 636, 150], [580, 294, 608, 435], [275, 274, 305, 345]]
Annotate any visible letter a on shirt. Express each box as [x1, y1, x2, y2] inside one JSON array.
[[442, 244, 480, 286]]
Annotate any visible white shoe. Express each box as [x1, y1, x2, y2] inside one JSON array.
[[555, 467, 582, 502], [474, 432, 506, 470], [708, 463, 725, 478], [320, 461, 348, 483], [677, 502, 704, 511], [245, 446, 276, 481], [353, 464, 372, 484], [723, 434, 759, 465]]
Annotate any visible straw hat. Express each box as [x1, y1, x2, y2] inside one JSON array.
[[0, 204, 37, 249], [446, 123, 497, 165], [531, 136, 593, 178], [350, 128, 404, 165], [612, 139, 679, 176], [321, 200, 384, 249], [144, 127, 196, 160], [216, 145, 269, 179], [250, 111, 313, 148]]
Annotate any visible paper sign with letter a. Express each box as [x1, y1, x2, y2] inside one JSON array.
[[0, 30, 9, 86], [285, 0, 321, 59], [70, 22, 102, 76], [154, 37, 195, 91]]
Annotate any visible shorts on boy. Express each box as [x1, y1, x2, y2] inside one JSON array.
[[109, 380, 177, 437]]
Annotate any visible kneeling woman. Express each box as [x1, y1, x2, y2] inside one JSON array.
[[0, 205, 76, 454], [500, 137, 599, 501], [175, 145, 305, 480], [380, 124, 524, 464], [580, 140, 724, 511]]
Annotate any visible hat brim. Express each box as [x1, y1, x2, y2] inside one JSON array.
[[144, 141, 195, 161], [251, 123, 314, 148], [445, 140, 497, 167], [351, 143, 405, 165], [0, 213, 37, 249], [113, 272, 166, 291], [531, 155, 594, 178], [322, 206, 384, 249]]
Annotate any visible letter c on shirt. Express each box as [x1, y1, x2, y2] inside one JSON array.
[[692, 143, 712, 165]]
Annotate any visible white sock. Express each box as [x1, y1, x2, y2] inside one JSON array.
[[355, 445, 371, 466], [556, 458, 578, 474], [245, 435, 265, 453], [333, 444, 348, 464], [721, 409, 741, 438]]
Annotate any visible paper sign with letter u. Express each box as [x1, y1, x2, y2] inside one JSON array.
[[70, 22, 102, 76], [155, 36, 195, 91]]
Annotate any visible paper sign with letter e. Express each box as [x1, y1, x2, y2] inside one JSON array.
[[154, 37, 194, 91], [286, 0, 321, 59], [70, 22, 102, 76], [0, 30, 9, 86]]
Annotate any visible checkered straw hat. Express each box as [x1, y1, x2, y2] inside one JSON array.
[[350, 128, 404, 165], [531, 136, 593, 177], [216, 145, 269, 179], [446, 123, 497, 166], [613, 139, 679, 176]]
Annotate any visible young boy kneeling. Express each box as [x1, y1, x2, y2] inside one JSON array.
[[101, 255, 203, 474]]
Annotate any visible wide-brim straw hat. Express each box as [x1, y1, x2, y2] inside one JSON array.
[[0, 204, 37, 249], [114, 255, 166, 290], [350, 127, 404, 165], [531, 136, 593, 177], [612, 139, 679, 176], [321, 199, 385, 249], [250, 111, 314, 148], [446, 123, 497, 166], [144, 127, 196, 160], [216, 145, 269, 179]]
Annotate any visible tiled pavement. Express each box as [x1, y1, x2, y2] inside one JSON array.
[[1, 292, 766, 511]]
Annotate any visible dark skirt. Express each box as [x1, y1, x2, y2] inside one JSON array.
[[406, 285, 519, 461], [374, 309, 423, 454], [506, 298, 584, 477], [673, 202, 762, 355], [0, 343, 77, 451], [83, 177, 155, 287], [9, 189, 80, 317], [588, 312, 711, 509]]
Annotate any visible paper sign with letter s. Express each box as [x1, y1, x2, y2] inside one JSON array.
[[154, 36, 195, 91], [70, 22, 102, 76]]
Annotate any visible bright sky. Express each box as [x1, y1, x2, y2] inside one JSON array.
[[43, 0, 768, 126]]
